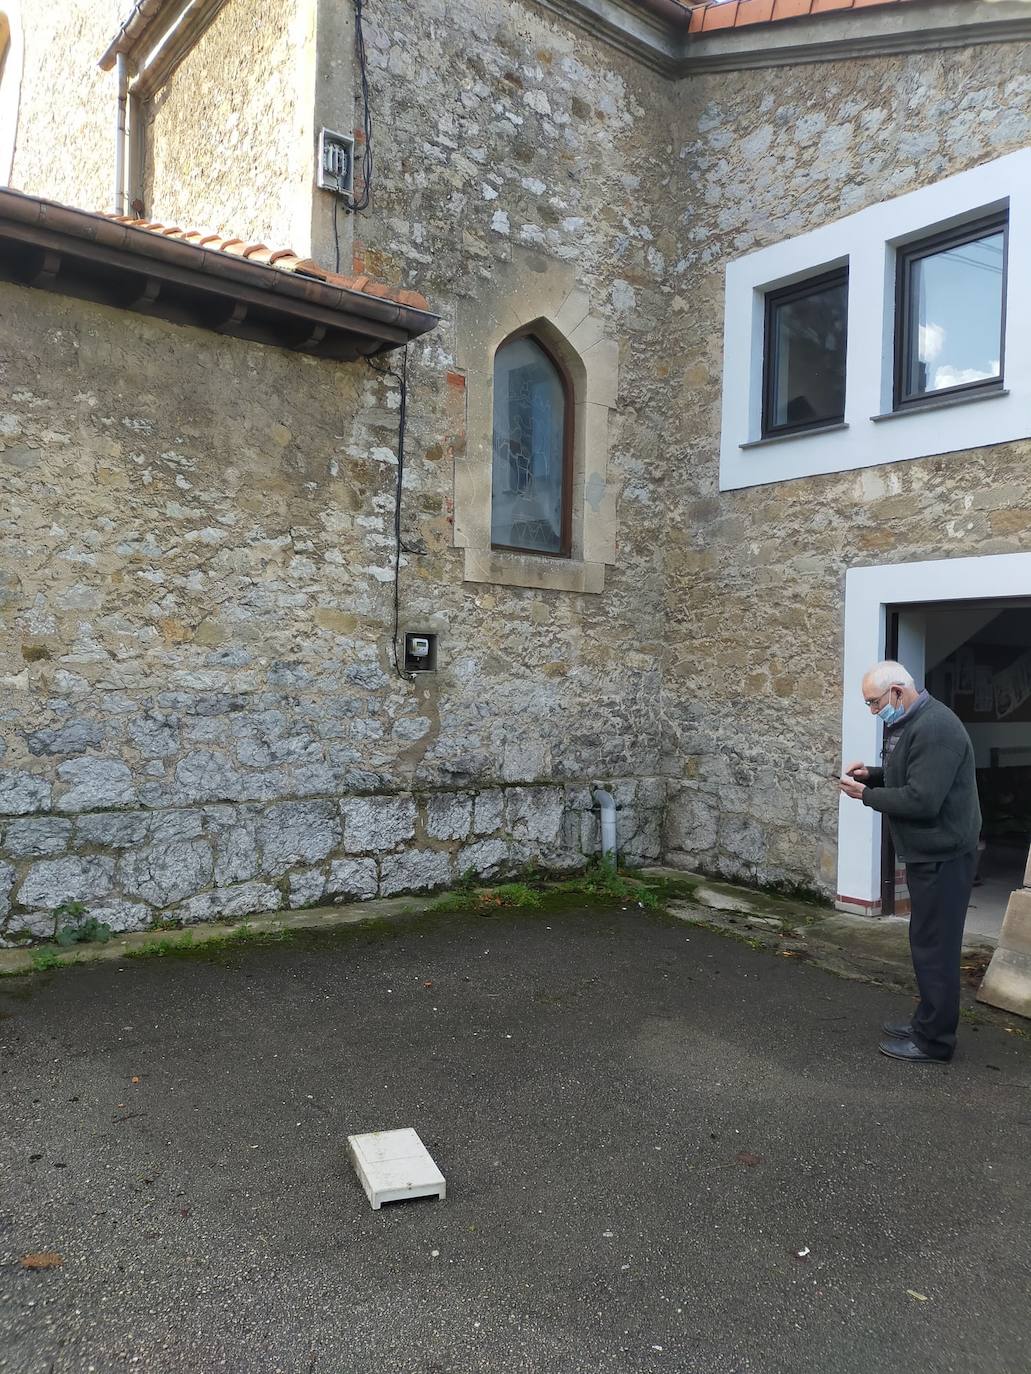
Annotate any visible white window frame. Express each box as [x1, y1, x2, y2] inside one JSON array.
[[719, 147, 1031, 492]]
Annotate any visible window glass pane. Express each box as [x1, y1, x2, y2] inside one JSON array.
[[905, 229, 1004, 398], [767, 276, 848, 432], [491, 337, 566, 554]]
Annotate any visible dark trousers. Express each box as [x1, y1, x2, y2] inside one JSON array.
[[905, 850, 977, 1060]]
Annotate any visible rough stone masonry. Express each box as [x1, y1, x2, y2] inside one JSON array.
[[2, 0, 1031, 938]]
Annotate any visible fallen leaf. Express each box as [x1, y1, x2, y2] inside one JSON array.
[[735, 1151, 764, 1167], [906, 1290, 928, 1302], [21, 1252, 62, 1270]]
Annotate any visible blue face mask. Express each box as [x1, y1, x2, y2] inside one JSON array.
[[878, 696, 904, 726]]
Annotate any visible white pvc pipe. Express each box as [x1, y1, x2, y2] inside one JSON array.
[[114, 52, 128, 214], [592, 786, 617, 864]]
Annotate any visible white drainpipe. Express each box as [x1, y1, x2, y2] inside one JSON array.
[[592, 785, 618, 865], [114, 52, 128, 214]]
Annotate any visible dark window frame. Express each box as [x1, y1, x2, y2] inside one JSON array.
[[761, 266, 849, 440], [893, 211, 1009, 411], [490, 325, 575, 560]]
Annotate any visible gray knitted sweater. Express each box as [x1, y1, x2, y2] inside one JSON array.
[[862, 694, 981, 862]]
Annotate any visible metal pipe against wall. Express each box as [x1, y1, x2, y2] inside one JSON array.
[[114, 53, 128, 215], [592, 786, 618, 865]]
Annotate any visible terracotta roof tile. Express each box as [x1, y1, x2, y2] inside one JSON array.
[[703, 1, 742, 28], [734, 0, 776, 23], [102, 212, 430, 312], [685, 0, 914, 28]]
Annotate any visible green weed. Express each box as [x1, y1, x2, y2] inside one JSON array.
[[556, 857, 662, 909], [124, 936, 192, 960], [30, 948, 62, 972], [53, 902, 112, 948], [430, 881, 542, 915]]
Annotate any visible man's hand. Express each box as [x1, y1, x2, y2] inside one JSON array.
[[844, 761, 870, 781], [839, 776, 867, 801]]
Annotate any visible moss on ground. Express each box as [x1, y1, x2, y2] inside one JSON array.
[[1, 861, 681, 982]]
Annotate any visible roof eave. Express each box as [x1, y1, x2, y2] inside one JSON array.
[[0, 189, 438, 360]]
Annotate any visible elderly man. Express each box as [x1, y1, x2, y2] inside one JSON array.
[[840, 660, 981, 1064]]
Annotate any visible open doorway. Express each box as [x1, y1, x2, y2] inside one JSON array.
[[884, 598, 1031, 939]]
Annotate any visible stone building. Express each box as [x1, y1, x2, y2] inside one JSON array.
[[0, 0, 1029, 941]]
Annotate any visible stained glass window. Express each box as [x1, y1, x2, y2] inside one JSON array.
[[491, 335, 569, 556]]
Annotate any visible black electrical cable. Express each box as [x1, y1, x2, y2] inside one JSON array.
[[349, 0, 374, 214], [351, 1, 408, 681], [333, 0, 374, 272], [366, 345, 421, 682]]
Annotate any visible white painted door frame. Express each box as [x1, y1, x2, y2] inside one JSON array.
[[836, 552, 1031, 914]]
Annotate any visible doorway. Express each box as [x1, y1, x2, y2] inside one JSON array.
[[837, 553, 1031, 923], [883, 599, 1031, 938]]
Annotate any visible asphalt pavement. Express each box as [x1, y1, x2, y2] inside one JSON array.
[[1, 902, 1029, 1374]]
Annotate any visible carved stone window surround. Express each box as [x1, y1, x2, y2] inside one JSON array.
[[453, 255, 618, 595]]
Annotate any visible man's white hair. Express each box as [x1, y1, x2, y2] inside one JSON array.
[[865, 660, 915, 692]]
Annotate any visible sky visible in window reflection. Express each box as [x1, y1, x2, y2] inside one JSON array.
[[912, 230, 1004, 393]]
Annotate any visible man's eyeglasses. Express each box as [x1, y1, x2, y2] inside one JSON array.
[[864, 686, 898, 709]]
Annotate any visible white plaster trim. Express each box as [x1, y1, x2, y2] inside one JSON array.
[[0, 4, 25, 187], [454, 254, 618, 595], [719, 148, 1031, 492], [836, 552, 1031, 912]]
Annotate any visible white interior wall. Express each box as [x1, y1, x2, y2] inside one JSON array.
[[896, 610, 926, 686]]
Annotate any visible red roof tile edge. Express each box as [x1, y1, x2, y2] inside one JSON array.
[[103, 212, 431, 313], [681, 0, 915, 32]]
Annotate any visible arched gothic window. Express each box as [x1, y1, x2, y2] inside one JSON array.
[[491, 331, 573, 557]]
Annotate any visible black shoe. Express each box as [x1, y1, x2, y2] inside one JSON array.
[[882, 1020, 914, 1039], [878, 1036, 949, 1063]]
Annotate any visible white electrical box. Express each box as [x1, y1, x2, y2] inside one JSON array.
[[317, 128, 355, 198]]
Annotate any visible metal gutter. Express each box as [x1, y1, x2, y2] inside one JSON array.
[[99, 0, 173, 72]]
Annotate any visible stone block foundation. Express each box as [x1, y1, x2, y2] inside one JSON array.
[[0, 777, 664, 943]]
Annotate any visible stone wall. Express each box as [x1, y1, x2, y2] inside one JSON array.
[[1, 777, 661, 941], [0, 241, 664, 943], [143, 0, 316, 250], [660, 43, 1031, 895], [1, 0, 678, 941], [6, 2, 1031, 925], [8, 0, 125, 213], [350, 0, 680, 338]]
